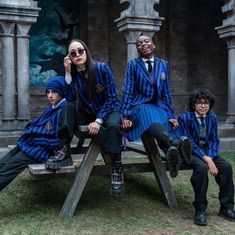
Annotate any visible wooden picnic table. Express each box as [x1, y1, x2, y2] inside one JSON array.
[[28, 125, 191, 218]]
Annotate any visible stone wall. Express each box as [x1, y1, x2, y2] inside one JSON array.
[[1, 0, 228, 121]]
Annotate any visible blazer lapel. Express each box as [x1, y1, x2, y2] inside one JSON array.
[[136, 57, 152, 84], [191, 112, 200, 140]]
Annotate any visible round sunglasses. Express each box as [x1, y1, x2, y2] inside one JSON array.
[[69, 48, 85, 58]]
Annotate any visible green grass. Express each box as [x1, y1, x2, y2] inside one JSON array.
[[0, 152, 235, 235]]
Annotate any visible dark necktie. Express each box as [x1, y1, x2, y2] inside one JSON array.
[[146, 60, 153, 73], [200, 117, 206, 128]]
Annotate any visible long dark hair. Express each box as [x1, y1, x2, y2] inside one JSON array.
[[67, 39, 96, 100], [189, 88, 215, 111]]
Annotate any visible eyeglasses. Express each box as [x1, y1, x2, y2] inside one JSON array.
[[69, 48, 85, 58], [196, 101, 210, 106]]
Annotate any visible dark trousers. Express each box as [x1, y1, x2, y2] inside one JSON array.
[[148, 123, 178, 152], [190, 156, 234, 211], [0, 146, 38, 191], [58, 102, 122, 154]]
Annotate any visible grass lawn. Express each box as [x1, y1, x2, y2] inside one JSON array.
[[0, 152, 235, 235]]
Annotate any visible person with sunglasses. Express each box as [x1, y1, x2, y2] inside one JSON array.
[[44, 39, 124, 197], [121, 34, 192, 178], [178, 88, 235, 225]]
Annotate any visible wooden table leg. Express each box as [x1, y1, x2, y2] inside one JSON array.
[[59, 136, 100, 218], [141, 132, 178, 208]]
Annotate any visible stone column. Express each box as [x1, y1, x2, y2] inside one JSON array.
[[0, 22, 16, 129], [115, 0, 164, 61], [216, 0, 235, 124], [0, 0, 40, 130], [16, 23, 31, 128]]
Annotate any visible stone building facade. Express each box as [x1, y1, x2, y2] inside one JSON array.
[[0, 0, 235, 146]]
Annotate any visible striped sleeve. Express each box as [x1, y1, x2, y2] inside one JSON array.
[[121, 60, 135, 117], [96, 63, 120, 119], [206, 114, 219, 157]]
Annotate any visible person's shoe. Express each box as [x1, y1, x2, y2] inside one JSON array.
[[45, 145, 73, 170], [178, 136, 193, 164], [218, 208, 235, 222], [194, 210, 207, 226], [166, 146, 181, 178], [110, 161, 124, 197]]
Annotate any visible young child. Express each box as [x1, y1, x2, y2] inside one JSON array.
[[178, 88, 235, 225], [0, 76, 67, 191]]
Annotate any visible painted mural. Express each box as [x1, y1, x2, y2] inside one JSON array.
[[29, 0, 80, 87]]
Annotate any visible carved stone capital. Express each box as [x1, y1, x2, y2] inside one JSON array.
[[0, 22, 15, 36], [116, 0, 164, 34], [16, 23, 31, 38]]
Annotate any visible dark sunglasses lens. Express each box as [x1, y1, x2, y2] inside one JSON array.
[[78, 49, 85, 55], [69, 52, 77, 58]]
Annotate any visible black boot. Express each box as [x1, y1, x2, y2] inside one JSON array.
[[45, 144, 73, 170], [178, 136, 193, 164], [110, 161, 124, 197], [166, 146, 181, 178]]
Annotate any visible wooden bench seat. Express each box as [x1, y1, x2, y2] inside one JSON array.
[[28, 125, 192, 218]]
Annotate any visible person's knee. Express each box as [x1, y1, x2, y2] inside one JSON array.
[[194, 162, 208, 177], [222, 160, 232, 174], [149, 123, 163, 132], [104, 113, 121, 129]]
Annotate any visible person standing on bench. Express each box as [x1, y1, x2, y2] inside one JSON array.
[[121, 34, 192, 178], [44, 39, 123, 197], [178, 88, 235, 225], [0, 76, 67, 192]]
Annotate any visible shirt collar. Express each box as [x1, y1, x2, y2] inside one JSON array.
[[195, 111, 206, 118], [52, 98, 66, 109], [142, 56, 154, 63]]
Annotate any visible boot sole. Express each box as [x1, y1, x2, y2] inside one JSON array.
[[179, 137, 193, 164], [218, 212, 235, 222], [167, 146, 181, 178], [45, 157, 73, 170]]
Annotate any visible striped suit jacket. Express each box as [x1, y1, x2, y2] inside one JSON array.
[[121, 56, 174, 119], [17, 99, 67, 163], [178, 111, 220, 158], [66, 61, 120, 120]]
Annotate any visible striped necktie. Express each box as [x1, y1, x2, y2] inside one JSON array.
[[200, 117, 205, 128]]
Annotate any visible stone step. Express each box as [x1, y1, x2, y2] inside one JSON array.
[[218, 124, 235, 138], [220, 137, 235, 151]]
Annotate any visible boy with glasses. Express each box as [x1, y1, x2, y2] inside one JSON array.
[[178, 88, 235, 225]]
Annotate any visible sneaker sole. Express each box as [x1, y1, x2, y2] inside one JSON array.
[[109, 187, 125, 198], [45, 157, 73, 170], [167, 146, 181, 178], [179, 137, 193, 164]]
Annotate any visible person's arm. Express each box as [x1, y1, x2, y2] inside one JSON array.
[[95, 63, 120, 120], [202, 155, 218, 176], [121, 61, 135, 118], [206, 114, 220, 157], [63, 55, 77, 102]]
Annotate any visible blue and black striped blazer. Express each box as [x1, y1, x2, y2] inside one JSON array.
[[17, 99, 67, 163], [121, 56, 174, 119], [66, 61, 120, 120], [178, 111, 220, 158]]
